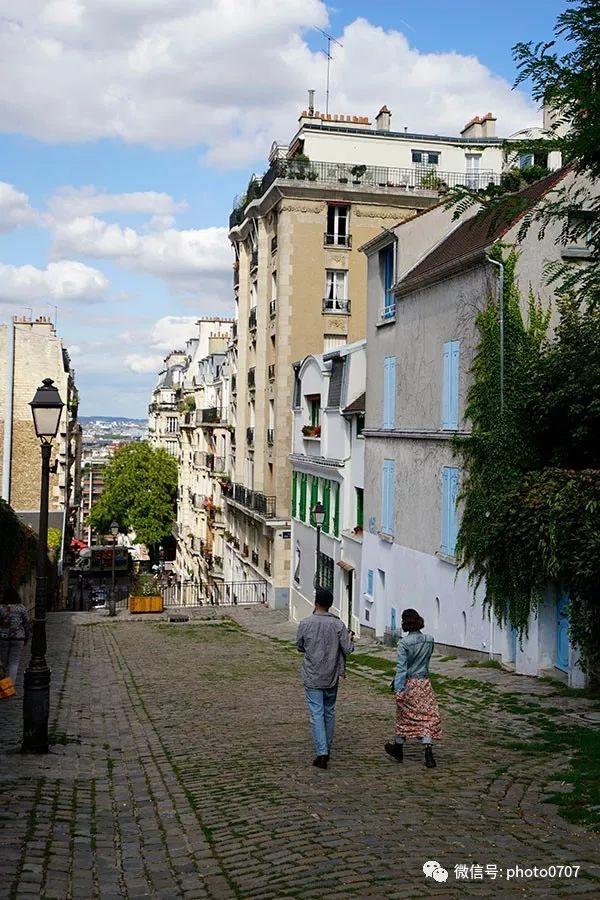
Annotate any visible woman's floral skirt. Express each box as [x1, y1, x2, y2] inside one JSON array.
[[395, 677, 442, 740]]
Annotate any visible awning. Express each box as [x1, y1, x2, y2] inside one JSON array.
[[337, 560, 354, 572]]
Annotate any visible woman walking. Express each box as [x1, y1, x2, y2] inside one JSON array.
[[385, 608, 441, 768], [0, 586, 30, 689]]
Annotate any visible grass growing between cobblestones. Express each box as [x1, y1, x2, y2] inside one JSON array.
[[344, 651, 600, 833]]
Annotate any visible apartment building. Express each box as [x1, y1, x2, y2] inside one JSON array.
[[225, 98, 510, 609], [80, 455, 107, 545], [175, 321, 233, 597], [360, 168, 590, 685], [147, 350, 188, 458], [289, 340, 366, 631], [0, 316, 81, 556]]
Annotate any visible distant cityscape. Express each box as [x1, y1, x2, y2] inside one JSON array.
[[80, 416, 147, 456]]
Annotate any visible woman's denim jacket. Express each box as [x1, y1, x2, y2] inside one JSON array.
[[394, 631, 434, 692]]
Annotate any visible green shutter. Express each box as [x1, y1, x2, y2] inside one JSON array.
[[291, 471, 297, 518], [356, 487, 363, 529], [333, 483, 340, 536], [299, 473, 307, 521], [323, 480, 330, 533]]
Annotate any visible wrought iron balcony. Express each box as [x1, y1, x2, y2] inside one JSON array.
[[268, 364, 275, 381], [271, 235, 278, 253], [248, 367, 256, 389], [228, 482, 277, 520], [266, 428, 274, 446], [322, 297, 350, 314], [324, 232, 352, 248], [269, 299, 277, 319], [248, 307, 257, 330], [264, 559, 272, 576], [199, 407, 220, 425], [380, 302, 397, 322], [251, 550, 259, 566], [246, 427, 254, 446], [231, 374, 237, 393], [250, 249, 258, 270]]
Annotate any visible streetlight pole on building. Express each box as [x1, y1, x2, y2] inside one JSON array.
[[311, 501, 326, 600], [109, 521, 119, 617], [22, 378, 64, 754]]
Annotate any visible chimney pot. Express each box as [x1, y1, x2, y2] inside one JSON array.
[[375, 105, 392, 132], [308, 89, 315, 115]]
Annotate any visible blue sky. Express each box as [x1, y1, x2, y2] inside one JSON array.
[[0, 0, 565, 417]]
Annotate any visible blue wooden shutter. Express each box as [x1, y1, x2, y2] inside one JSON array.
[[442, 341, 460, 429], [367, 569, 374, 595], [383, 357, 396, 428], [441, 466, 459, 555], [381, 459, 395, 534]]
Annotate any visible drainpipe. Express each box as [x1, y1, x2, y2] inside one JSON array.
[[2, 318, 15, 502], [486, 256, 505, 413]]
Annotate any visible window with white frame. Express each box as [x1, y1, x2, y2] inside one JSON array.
[[326, 205, 350, 246], [412, 150, 440, 165], [324, 269, 349, 312]]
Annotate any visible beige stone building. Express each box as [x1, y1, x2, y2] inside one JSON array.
[[223, 102, 470, 609], [174, 319, 233, 598], [0, 316, 81, 555], [147, 350, 188, 458]]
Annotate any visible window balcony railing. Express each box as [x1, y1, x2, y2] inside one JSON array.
[[269, 299, 277, 319], [266, 428, 274, 446], [248, 367, 256, 389], [199, 407, 220, 424], [268, 364, 275, 381], [242, 543, 249, 558], [251, 550, 259, 566], [246, 427, 254, 446], [231, 374, 237, 393], [250, 249, 258, 270], [380, 302, 397, 322], [271, 235, 278, 254], [228, 482, 277, 519], [264, 560, 272, 577], [248, 307, 257, 330], [324, 232, 352, 248], [323, 298, 350, 314]]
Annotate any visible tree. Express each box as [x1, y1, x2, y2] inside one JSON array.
[[449, 0, 600, 308], [89, 442, 178, 549]]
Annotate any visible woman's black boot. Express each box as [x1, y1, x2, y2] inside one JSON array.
[[424, 745, 437, 768]]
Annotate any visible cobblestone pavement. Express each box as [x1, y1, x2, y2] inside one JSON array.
[[1, 609, 599, 900]]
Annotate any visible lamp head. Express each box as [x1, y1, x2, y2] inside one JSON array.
[[30, 378, 64, 442], [312, 501, 326, 527], [110, 521, 119, 537]]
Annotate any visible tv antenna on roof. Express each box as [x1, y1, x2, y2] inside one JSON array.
[[315, 27, 343, 116]]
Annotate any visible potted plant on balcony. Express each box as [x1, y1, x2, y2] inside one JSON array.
[[129, 573, 163, 614], [291, 153, 311, 180], [302, 424, 321, 438], [351, 164, 367, 184]]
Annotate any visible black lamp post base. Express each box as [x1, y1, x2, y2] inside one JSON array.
[[21, 665, 51, 754]]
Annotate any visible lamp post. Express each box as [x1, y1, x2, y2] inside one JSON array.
[[22, 378, 64, 754], [311, 501, 326, 599], [109, 521, 119, 617]]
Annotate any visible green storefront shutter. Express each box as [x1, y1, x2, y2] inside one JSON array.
[[309, 475, 319, 526], [291, 471, 297, 518], [322, 480, 330, 533], [333, 483, 340, 536]]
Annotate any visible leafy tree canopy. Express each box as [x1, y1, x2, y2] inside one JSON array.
[[89, 441, 178, 548]]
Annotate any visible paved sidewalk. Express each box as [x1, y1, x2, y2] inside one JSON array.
[[1, 609, 599, 899]]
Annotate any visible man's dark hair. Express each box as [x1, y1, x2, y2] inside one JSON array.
[[315, 588, 334, 610], [2, 585, 21, 605], [402, 608, 425, 632]]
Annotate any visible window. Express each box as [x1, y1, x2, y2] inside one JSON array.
[[356, 414, 365, 437], [307, 395, 320, 427], [294, 541, 301, 583], [383, 357, 396, 429], [166, 416, 178, 433], [355, 487, 364, 529], [381, 459, 395, 535], [380, 243, 396, 319], [519, 152, 535, 169], [442, 341, 460, 430], [324, 269, 349, 312], [412, 150, 440, 165], [465, 154, 481, 188], [317, 552, 335, 594], [441, 467, 460, 557], [326, 205, 350, 246], [366, 569, 374, 596]]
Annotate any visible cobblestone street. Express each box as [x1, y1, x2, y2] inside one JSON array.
[[1, 610, 599, 899]]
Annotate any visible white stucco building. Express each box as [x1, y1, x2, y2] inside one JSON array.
[[360, 167, 589, 685], [289, 340, 366, 631]]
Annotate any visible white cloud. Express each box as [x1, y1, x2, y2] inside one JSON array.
[[51, 215, 231, 299], [0, 4, 537, 166], [0, 259, 107, 304], [47, 186, 187, 221], [0, 182, 37, 232], [124, 315, 198, 374]]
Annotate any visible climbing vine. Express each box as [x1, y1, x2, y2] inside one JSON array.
[[0, 499, 38, 589], [454, 245, 600, 682]]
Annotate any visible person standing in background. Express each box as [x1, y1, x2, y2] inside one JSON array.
[[0, 586, 31, 689]]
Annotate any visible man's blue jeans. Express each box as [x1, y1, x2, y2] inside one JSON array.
[[304, 684, 338, 756]]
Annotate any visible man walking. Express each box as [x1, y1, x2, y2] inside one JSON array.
[[296, 588, 355, 769]]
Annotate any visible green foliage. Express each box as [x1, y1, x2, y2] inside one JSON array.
[[89, 441, 178, 549], [455, 248, 600, 681], [0, 499, 38, 588], [47, 527, 62, 551], [131, 572, 160, 597]]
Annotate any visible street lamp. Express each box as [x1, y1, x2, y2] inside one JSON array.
[[312, 501, 326, 597], [109, 521, 119, 617], [22, 378, 64, 754]]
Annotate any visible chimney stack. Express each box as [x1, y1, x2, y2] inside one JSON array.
[[375, 105, 391, 132], [308, 89, 315, 116], [461, 112, 496, 139]]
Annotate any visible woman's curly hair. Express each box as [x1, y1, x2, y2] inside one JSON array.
[[402, 608, 424, 632]]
